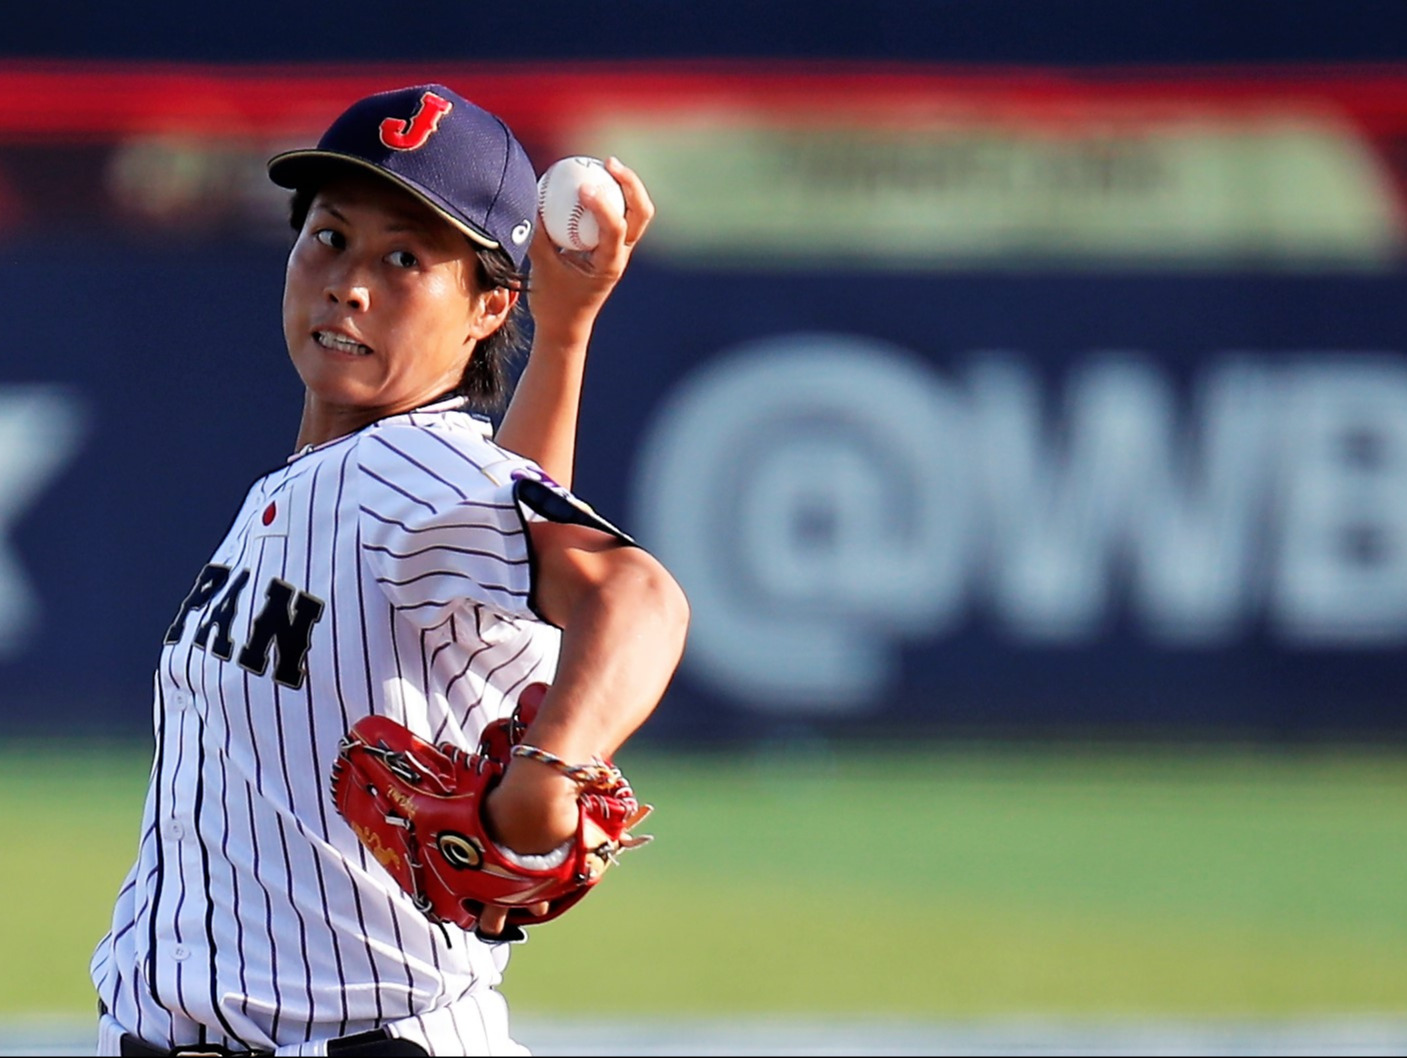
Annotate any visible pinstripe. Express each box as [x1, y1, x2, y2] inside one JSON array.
[[441, 622, 502, 703], [168, 623, 211, 1030], [361, 466, 439, 514], [365, 540, 529, 564], [446, 1001, 467, 1052], [330, 445, 386, 1025], [191, 708, 248, 1049], [467, 991, 490, 1052], [244, 537, 285, 1042], [240, 773, 281, 1034], [395, 591, 528, 611], [302, 460, 352, 1037], [419, 424, 501, 479], [213, 678, 255, 1026], [91, 401, 608, 1053], [205, 506, 259, 1031], [362, 506, 523, 532], [354, 486, 419, 1019], [429, 615, 465, 743], [475, 638, 535, 702], [267, 529, 318, 1043], [199, 528, 256, 1051], [370, 434, 476, 501], [376, 565, 529, 588], [145, 683, 171, 1007], [168, 707, 193, 1023]]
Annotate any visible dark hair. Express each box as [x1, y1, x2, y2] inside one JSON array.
[[289, 186, 529, 413]]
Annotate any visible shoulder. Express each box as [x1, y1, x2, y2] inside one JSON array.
[[356, 410, 545, 502]]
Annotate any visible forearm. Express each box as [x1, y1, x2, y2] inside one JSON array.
[[494, 320, 591, 488], [487, 546, 688, 853], [526, 556, 688, 762]]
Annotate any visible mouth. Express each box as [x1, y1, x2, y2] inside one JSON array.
[[314, 330, 374, 357]]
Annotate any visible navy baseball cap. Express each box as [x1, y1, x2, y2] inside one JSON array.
[[267, 84, 538, 268]]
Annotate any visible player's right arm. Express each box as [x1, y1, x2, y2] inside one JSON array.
[[483, 518, 689, 855], [493, 158, 654, 489]]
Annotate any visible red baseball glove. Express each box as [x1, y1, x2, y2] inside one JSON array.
[[330, 683, 652, 942]]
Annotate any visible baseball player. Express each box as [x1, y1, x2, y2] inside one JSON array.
[[89, 84, 688, 1056]]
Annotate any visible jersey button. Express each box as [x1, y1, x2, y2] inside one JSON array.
[[164, 821, 183, 840], [172, 945, 190, 961]]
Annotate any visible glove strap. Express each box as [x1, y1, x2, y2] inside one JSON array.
[[511, 744, 620, 787]]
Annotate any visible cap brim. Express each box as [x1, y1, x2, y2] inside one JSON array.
[[267, 149, 502, 252]]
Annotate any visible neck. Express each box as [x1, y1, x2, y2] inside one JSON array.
[[294, 393, 365, 452], [294, 389, 466, 452]]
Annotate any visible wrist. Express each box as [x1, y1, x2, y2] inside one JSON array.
[[511, 744, 616, 784], [529, 316, 595, 357]]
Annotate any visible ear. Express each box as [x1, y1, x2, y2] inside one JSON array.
[[466, 286, 518, 341]]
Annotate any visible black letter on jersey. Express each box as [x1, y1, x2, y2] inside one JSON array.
[[195, 568, 250, 661], [237, 578, 325, 689], [164, 564, 231, 644]]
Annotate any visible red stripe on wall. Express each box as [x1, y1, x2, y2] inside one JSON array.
[[2, 60, 1407, 140]]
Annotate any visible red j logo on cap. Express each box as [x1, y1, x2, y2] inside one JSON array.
[[379, 91, 454, 151]]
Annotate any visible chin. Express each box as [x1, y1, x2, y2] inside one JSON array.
[[294, 356, 375, 397]]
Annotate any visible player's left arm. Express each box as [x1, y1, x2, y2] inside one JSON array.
[[493, 158, 654, 489], [483, 518, 688, 856]]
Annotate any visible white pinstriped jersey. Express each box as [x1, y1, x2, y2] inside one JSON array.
[[91, 397, 626, 1055]]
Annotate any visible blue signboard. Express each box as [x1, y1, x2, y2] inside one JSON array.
[[2, 238, 1404, 740]]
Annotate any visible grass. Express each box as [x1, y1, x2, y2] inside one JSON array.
[[0, 742, 152, 1016], [2, 739, 1404, 1018]]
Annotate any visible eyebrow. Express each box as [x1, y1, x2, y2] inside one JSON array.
[[313, 201, 435, 237]]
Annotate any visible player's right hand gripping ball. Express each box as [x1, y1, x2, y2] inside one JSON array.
[[330, 684, 652, 940], [536, 156, 626, 252]]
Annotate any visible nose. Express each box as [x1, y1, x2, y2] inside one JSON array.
[[326, 267, 370, 311]]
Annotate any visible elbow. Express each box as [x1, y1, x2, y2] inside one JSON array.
[[635, 549, 691, 659], [611, 548, 690, 660], [657, 561, 691, 661]]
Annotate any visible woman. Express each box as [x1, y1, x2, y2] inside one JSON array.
[[90, 83, 689, 1057]]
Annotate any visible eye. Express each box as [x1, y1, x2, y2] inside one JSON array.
[[386, 249, 419, 269], [314, 228, 344, 250]]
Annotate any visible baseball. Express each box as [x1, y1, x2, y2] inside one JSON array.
[[536, 156, 626, 252]]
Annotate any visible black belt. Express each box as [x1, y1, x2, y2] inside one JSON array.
[[117, 1029, 405, 1056], [103, 1007, 426, 1058], [116, 1028, 427, 1057], [99, 999, 429, 1057]]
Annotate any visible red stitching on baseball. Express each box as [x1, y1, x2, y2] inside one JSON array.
[[566, 204, 589, 250]]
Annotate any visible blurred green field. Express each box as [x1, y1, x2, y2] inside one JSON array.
[[3, 739, 1405, 1019]]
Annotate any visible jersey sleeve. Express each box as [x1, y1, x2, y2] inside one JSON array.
[[357, 420, 633, 628]]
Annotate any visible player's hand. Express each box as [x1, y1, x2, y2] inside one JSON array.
[[526, 157, 654, 348], [484, 755, 581, 852], [476, 759, 580, 939], [475, 900, 550, 940]]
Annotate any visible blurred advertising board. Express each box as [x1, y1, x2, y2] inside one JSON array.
[[0, 63, 1405, 740]]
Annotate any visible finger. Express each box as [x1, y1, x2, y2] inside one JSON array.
[[604, 156, 655, 245], [477, 904, 509, 937], [526, 214, 593, 278], [578, 182, 628, 253]]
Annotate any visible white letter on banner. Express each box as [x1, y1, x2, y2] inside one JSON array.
[[632, 334, 971, 711], [0, 386, 89, 657], [970, 353, 1158, 641], [969, 353, 1269, 643], [1124, 357, 1276, 643], [1273, 354, 1407, 643]]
